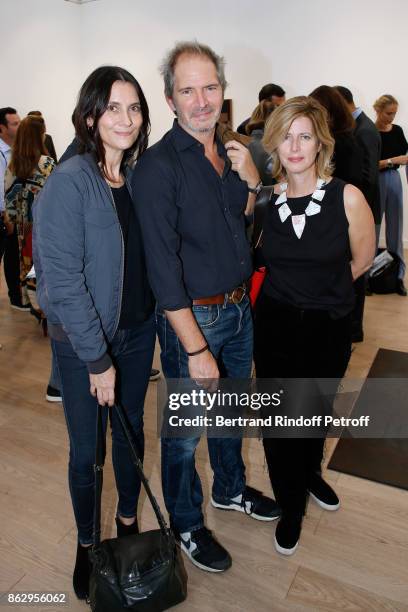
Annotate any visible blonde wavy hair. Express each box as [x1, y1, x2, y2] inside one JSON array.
[[373, 94, 398, 112], [262, 96, 334, 181]]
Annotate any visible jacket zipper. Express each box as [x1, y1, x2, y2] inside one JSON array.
[[107, 183, 125, 339]]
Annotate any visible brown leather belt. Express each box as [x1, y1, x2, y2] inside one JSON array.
[[193, 285, 247, 306]]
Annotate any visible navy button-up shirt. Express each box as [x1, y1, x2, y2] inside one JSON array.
[[133, 121, 253, 310]]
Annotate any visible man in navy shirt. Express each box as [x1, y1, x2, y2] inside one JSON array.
[[134, 41, 279, 573]]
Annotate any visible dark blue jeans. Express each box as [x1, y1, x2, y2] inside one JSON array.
[[157, 297, 253, 534], [52, 316, 156, 545]]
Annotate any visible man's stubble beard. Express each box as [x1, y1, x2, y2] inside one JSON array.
[[176, 106, 222, 134]]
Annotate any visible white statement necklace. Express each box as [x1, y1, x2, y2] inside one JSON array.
[[275, 178, 326, 239]]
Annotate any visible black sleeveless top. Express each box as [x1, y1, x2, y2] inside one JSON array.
[[261, 177, 354, 319]]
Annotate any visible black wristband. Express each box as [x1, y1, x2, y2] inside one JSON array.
[[187, 344, 209, 357]]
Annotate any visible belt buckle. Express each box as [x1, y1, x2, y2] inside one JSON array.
[[229, 285, 246, 304]]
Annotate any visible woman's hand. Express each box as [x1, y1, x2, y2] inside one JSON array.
[[89, 365, 116, 406], [391, 155, 408, 165], [379, 155, 408, 169]]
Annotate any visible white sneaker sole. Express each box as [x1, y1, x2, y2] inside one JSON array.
[[10, 305, 31, 312], [179, 541, 228, 573], [211, 497, 279, 521], [309, 491, 340, 511], [274, 535, 299, 556], [46, 395, 62, 403]]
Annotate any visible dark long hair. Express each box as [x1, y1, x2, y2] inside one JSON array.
[[9, 116, 47, 179], [73, 66, 150, 179], [309, 85, 355, 136]]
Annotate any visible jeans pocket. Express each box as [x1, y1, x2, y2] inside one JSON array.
[[192, 305, 220, 328]]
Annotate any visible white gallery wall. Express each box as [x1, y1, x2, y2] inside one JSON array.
[[2, 0, 408, 242]]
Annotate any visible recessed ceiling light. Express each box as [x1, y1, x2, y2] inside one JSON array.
[[64, 1, 101, 4]]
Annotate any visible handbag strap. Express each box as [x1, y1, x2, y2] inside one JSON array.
[[93, 402, 170, 548], [252, 186, 273, 250]]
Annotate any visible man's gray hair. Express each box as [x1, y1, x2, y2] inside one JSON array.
[[160, 40, 227, 97]]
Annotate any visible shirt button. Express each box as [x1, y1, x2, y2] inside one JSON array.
[[234, 234, 238, 239], [240, 260, 244, 265]]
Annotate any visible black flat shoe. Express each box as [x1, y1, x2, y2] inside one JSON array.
[[116, 516, 139, 538], [73, 542, 92, 600], [274, 514, 303, 556]]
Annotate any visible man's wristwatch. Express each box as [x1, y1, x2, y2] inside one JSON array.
[[387, 159, 393, 168], [248, 180, 263, 195]]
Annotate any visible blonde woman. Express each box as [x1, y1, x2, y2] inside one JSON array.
[[254, 96, 375, 555], [374, 94, 408, 295]]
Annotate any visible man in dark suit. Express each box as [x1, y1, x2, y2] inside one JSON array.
[[237, 83, 285, 135], [336, 86, 382, 342]]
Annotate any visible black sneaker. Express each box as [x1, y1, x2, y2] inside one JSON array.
[[178, 526, 231, 572], [396, 280, 407, 296], [308, 473, 340, 511], [211, 485, 281, 521], [46, 385, 62, 403], [274, 515, 302, 556], [149, 368, 161, 381], [10, 300, 31, 312]]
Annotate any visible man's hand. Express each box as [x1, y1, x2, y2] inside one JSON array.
[[188, 349, 219, 391], [225, 139, 260, 187], [90, 365, 116, 407]]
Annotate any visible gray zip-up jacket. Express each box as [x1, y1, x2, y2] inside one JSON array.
[[33, 153, 130, 374]]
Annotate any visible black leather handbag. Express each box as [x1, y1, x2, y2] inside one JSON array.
[[368, 250, 400, 294], [88, 403, 187, 612]]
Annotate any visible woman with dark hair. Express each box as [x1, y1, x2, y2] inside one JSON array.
[[33, 66, 155, 600], [27, 110, 58, 162], [5, 115, 55, 307], [309, 85, 364, 190], [374, 94, 408, 295], [255, 96, 375, 555]]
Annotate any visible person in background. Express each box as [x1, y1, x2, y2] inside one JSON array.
[[246, 98, 276, 185], [336, 85, 382, 340], [255, 96, 375, 556], [0, 107, 26, 311], [28, 111, 58, 162], [33, 66, 156, 600], [4, 115, 55, 308], [374, 94, 408, 296], [237, 83, 286, 135], [310, 85, 364, 191]]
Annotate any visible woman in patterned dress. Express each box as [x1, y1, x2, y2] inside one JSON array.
[[4, 115, 55, 308]]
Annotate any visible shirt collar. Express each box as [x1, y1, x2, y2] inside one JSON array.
[[0, 137, 11, 154], [352, 107, 363, 120], [170, 119, 225, 157]]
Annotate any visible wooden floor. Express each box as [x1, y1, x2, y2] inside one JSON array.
[[1, 266, 407, 612]]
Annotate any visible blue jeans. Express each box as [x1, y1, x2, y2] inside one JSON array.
[[157, 297, 253, 533], [379, 169, 405, 279], [52, 316, 156, 545]]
